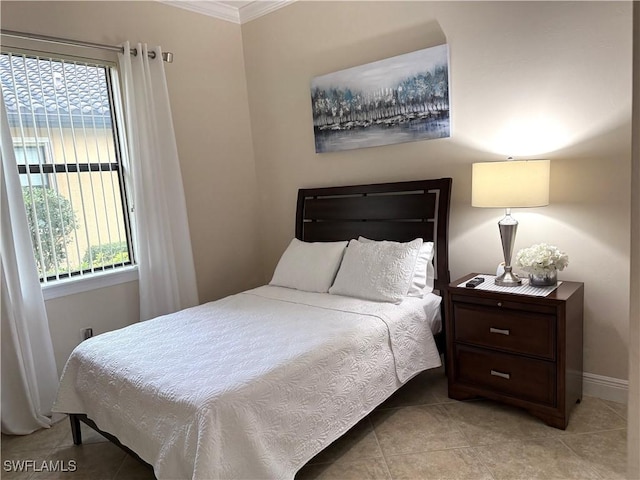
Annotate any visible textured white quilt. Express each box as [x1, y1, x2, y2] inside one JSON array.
[[53, 286, 442, 479]]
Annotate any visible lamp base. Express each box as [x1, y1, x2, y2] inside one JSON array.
[[496, 210, 521, 287], [495, 269, 522, 286]]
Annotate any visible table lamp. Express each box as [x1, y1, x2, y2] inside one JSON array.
[[472, 159, 550, 286]]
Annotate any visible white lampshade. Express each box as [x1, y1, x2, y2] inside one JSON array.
[[472, 159, 550, 208]]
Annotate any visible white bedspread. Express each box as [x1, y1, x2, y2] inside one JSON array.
[[53, 286, 441, 479]]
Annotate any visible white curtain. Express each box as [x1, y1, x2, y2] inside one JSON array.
[[118, 43, 199, 321], [0, 95, 59, 435]]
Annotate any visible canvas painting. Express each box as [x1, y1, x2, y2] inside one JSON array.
[[311, 44, 450, 153]]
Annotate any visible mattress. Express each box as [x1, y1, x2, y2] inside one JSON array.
[[53, 285, 442, 479]]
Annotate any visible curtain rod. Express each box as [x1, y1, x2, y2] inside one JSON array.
[[0, 29, 174, 63]]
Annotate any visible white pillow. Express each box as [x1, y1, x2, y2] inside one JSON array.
[[329, 238, 422, 303], [425, 261, 435, 294], [409, 241, 435, 296], [359, 237, 435, 297], [270, 238, 348, 293]]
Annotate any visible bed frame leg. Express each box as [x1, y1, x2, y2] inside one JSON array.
[[69, 414, 82, 445]]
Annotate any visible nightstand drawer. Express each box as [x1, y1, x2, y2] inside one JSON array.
[[453, 303, 555, 359], [456, 346, 556, 405], [450, 294, 557, 315]]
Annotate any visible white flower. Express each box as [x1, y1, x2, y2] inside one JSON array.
[[515, 243, 569, 275]]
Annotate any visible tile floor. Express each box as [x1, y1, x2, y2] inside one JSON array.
[[1, 367, 628, 480]]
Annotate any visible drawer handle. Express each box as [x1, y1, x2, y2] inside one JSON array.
[[497, 302, 503, 307], [490, 327, 510, 335], [490, 370, 511, 380]]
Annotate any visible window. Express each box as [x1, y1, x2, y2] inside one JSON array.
[[16, 141, 53, 188], [1, 52, 134, 284]]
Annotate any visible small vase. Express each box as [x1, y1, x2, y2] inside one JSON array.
[[528, 270, 558, 287]]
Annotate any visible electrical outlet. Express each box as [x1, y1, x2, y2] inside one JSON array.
[[81, 328, 93, 341]]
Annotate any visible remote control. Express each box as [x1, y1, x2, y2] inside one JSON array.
[[465, 277, 485, 288]]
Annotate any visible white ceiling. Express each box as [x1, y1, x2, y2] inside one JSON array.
[[160, 1, 294, 24]]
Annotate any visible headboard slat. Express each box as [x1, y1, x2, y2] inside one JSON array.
[[301, 221, 435, 244], [304, 192, 436, 221]]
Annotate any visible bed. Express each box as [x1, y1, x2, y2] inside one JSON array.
[[53, 178, 453, 479]]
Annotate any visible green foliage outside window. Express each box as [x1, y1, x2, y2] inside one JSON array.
[[82, 241, 130, 269], [23, 187, 77, 278]]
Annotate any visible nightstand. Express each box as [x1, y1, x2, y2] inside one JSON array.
[[445, 273, 584, 429]]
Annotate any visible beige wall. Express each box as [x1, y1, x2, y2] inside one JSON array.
[[628, 2, 639, 477], [242, 1, 633, 381], [1, 1, 261, 373]]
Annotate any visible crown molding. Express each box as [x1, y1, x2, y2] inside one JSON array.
[[239, 1, 294, 23], [160, 1, 241, 23], [159, 1, 294, 24]]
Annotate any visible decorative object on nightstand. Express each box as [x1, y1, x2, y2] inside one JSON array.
[[515, 243, 569, 287], [472, 159, 550, 287], [446, 273, 584, 429]]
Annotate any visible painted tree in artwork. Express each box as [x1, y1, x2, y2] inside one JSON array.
[[311, 66, 449, 129]]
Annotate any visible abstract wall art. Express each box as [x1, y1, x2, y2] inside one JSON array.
[[311, 44, 450, 153]]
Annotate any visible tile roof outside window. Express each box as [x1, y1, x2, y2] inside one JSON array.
[[0, 54, 112, 129]]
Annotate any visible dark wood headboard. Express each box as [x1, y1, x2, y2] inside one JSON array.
[[295, 178, 453, 295]]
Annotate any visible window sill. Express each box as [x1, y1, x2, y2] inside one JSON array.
[[42, 266, 139, 301]]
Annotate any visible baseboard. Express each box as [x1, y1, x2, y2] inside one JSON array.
[[583, 372, 629, 404]]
